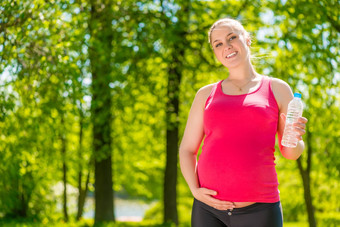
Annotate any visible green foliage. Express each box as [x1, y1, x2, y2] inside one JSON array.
[[317, 212, 340, 227], [284, 223, 309, 227], [264, 0, 340, 224], [0, 0, 339, 226], [0, 218, 182, 227], [0, 0, 91, 220]]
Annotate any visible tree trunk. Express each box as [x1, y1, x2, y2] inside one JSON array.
[[163, 35, 186, 227], [62, 155, 68, 222], [61, 116, 68, 222], [94, 158, 114, 222], [164, 96, 179, 225], [76, 111, 90, 220], [19, 191, 27, 217], [162, 1, 189, 225], [77, 169, 90, 220], [89, 0, 115, 223], [296, 129, 316, 227], [76, 117, 83, 220]]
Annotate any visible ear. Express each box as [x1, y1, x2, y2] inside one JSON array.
[[245, 32, 252, 46], [246, 38, 252, 46]]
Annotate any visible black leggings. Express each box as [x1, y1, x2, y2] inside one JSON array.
[[192, 199, 283, 227]]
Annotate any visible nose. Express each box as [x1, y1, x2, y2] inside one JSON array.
[[224, 43, 232, 53]]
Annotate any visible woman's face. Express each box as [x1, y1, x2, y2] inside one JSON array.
[[210, 24, 250, 69]]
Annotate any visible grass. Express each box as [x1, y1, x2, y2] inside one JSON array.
[[284, 222, 309, 227], [0, 219, 309, 227]]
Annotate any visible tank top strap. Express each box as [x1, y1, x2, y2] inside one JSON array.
[[260, 75, 275, 97], [266, 76, 275, 95], [204, 81, 221, 109], [261, 75, 271, 87], [260, 75, 279, 111]]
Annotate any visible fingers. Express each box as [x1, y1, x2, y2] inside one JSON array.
[[210, 203, 235, 210], [198, 188, 235, 210], [294, 125, 305, 140], [294, 117, 308, 130], [297, 116, 308, 124], [201, 188, 217, 196], [293, 117, 308, 139], [209, 197, 234, 206], [281, 114, 308, 124], [294, 123, 305, 131], [212, 204, 235, 211], [280, 113, 286, 121], [209, 197, 235, 210]]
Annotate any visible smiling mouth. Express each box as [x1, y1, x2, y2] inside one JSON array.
[[226, 51, 237, 59]]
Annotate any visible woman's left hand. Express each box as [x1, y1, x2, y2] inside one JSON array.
[[293, 116, 308, 140], [280, 113, 308, 140]]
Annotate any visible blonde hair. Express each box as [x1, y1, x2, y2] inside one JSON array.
[[208, 18, 251, 45]]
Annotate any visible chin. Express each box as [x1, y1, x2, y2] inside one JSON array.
[[223, 61, 242, 69]]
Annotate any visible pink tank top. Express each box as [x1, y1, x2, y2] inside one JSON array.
[[198, 75, 280, 203]]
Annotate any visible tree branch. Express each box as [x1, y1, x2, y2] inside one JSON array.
[[318, 0, 340, 33], [306, 125, 312, 174]]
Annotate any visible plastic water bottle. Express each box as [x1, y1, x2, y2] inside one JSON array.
[[281, 93, 303, 148]]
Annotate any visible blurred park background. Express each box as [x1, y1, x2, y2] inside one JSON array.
[[0, 0, 339, 226]]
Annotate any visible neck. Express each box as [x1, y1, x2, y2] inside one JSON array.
[[227, 60, 257, 81]]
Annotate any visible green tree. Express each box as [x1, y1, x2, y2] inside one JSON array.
[[88, 0, 115, 223], [0, 0, 93, 221], [161, 0, 191, 224], [263, 0, 340, 226], [0, 1, 338, 226]]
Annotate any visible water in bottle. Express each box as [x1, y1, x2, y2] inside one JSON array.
[[281, 93, 303, 148]]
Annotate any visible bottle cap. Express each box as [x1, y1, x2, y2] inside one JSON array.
[[294, 93, 301, 98]]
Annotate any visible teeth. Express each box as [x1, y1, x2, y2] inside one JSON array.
[[227, 52, 237, 58]]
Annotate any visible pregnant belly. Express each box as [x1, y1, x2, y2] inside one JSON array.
[[197, 151, 278, 202], [197, 160, 244, 201]]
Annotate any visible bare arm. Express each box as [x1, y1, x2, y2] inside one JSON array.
[[179, 85, 235, 210], [272, 78, 308, 160]]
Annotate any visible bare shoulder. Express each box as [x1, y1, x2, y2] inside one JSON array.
[[188, 82, 217, 112], [271, 77, 294, 110], [195, 82, 216, 102], [197, 83, 215, 96], [271, 78, 290, 90]]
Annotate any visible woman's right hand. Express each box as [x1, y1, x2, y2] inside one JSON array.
[[192, 187, 236, 211]]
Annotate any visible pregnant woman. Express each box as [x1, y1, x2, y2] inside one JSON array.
[[179, 18, 308, 227]]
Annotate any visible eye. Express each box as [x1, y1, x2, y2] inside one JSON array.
[[215, 43, 222, 48], [229, 35, 237, 41]]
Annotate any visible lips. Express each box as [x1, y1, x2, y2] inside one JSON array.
[[226, 51, 237, 59]]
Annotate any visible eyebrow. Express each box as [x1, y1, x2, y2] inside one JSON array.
[[212, 32, 234, 44]]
